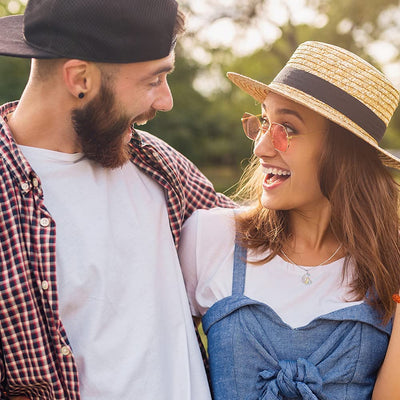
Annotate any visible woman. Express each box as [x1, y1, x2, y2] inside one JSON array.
[[179, 41, 400, 399]]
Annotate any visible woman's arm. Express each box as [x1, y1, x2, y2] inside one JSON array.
[[372, 296, 400, 400]]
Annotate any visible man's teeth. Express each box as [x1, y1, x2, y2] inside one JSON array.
[[262, 167, 291, 176]]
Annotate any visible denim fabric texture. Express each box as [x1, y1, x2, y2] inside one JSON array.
[[202, 243, 392, 400]]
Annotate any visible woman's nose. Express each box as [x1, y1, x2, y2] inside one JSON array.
[[254, 129, 277, 158]]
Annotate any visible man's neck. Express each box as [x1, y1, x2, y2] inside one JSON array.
[[7, 88, 81, 154]]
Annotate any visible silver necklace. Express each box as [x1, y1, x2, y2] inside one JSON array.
[[281, 244, 342, 285]]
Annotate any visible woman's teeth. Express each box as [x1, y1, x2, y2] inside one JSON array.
[[262, 167, 291, 176]]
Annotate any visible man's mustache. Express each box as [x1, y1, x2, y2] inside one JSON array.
[[134, 109, 157, 126]]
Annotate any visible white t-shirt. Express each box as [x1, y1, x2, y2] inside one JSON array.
[[19, 145, 211, 400], [179, 207, 362, 329]]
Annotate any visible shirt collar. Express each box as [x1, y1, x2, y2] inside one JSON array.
[[0, 101, 39, 191]]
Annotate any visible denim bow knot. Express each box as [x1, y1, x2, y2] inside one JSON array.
[[256, 358, 323, 399]]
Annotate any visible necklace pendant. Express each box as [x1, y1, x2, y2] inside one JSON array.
[[302, 272, 312, 285]]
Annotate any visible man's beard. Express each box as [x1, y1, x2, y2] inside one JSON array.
[[71, 81, 132, 169]]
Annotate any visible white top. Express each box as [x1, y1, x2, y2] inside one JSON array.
[[179, 208, 362, 329], [19, 145, 211, 400]]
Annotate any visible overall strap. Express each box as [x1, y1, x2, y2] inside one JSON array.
[[232, 234, 248, 296]]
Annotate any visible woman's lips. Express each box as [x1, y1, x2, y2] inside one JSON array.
[[261, 166, 291, 189]]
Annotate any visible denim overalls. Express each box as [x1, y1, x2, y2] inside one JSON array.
[[202, 243, 391, 400]]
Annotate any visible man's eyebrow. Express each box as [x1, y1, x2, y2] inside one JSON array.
[[142, 64, 175, 80]]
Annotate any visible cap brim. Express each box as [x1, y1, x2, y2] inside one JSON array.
[[0, 15, 58, 59]]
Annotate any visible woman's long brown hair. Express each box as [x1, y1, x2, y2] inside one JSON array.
[[234, 122, 400, 323]]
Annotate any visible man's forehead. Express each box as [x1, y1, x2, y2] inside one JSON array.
[[145, 52, 176, 76], [125, 52, 175, 79]]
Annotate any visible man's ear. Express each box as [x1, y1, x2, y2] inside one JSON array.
[[62, 59, 100, 99]]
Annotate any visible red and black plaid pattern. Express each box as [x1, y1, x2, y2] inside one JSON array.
[[0, 102, 234, 398]]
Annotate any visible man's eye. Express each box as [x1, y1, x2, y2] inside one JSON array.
[[150, 76, 162, 87]]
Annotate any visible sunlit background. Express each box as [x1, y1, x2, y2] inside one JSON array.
[[1, 0, 400, 192]]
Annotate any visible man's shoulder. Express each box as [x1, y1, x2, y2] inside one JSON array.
[[133, 129, 192, 168], [136, 129, 178, 153], [133, 129, 235, 214]]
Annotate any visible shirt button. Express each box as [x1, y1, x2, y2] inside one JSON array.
[[61, 346, 71, 356], [41, 280, 49, 290], [32, 177, 39, 187], [21, 182, 30, 192], [40, 217, 50, 227]]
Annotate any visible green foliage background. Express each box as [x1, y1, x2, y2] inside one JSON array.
[[1, 0, 400, 192]]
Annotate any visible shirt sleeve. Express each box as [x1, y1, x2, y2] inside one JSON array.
[[178, 208, 236, 317]]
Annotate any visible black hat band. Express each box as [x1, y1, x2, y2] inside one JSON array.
[[273, 66, 386, 141]]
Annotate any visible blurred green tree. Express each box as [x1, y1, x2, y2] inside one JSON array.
[[0, 56, 30, 103], [0, 0, 30, 102]]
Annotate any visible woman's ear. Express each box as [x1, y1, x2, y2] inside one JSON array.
[[62, 59, 100, 100]]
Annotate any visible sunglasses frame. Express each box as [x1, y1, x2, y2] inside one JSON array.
[[241, 112, 293, 153]]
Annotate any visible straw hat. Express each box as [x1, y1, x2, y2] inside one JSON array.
[[227, 41, 400, 169]]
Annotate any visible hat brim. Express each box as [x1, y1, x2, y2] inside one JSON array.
[[0, 15, 59, 59], [227, 71, 400, 170]]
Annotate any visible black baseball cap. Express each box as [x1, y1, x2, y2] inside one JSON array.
[[0, 0, 178, 63]]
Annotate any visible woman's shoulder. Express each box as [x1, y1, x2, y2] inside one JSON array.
[[180, 206, 240, 270], [184, 207, 235, 236], [189, 206, 237, 218], [179, 207, 240, 316]]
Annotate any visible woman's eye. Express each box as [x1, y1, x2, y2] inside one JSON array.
[[260, 117, 270, 129], [283, 124, 296, 135]]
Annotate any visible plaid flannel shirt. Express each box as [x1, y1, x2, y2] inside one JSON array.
[[0, 101, 234, 399]]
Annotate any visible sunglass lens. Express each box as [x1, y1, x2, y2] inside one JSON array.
[[270, 124, 288, 152], [242, 115, 260, 140]]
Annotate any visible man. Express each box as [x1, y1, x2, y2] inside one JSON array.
[[0, 0, 233, 399]]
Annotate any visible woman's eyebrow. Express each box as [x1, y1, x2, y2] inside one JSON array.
[[276, 108, 304, 123], [262, 104, 304, 123]]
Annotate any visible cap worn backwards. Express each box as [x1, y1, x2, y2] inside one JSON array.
[[0, 0, 178, 63]]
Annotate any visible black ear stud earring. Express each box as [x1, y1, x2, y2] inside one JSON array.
[[78, 92, 85, 99]]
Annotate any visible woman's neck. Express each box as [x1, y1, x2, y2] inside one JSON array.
[[283, 200, 343, 266]]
